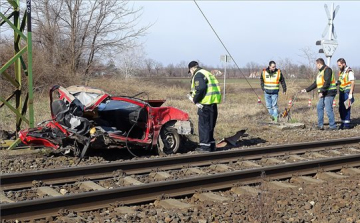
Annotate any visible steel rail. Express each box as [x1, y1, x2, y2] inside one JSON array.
[[1, 154, 360, 220], [1, 137, 360, 190]]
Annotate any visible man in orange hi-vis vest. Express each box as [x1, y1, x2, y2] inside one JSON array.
[[260, 61, 287, 122], [336, 58, 355, 129]]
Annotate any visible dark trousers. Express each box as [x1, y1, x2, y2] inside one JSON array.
[[198, 104, 218, 150], [339, 91, 355, 128]]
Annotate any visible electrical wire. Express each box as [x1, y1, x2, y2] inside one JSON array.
[[125, 121, 140, 158], [124, 107, 144, 158], [193, 0, 268, 111]]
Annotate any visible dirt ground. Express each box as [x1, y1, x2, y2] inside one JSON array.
[[2, 123, 360, 174], [1, 78, 360, 222], [2, 125, 360, 222], [48, 174, 360, 223]]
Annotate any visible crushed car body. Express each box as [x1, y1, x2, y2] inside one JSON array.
[[19, 85, 193, 157]]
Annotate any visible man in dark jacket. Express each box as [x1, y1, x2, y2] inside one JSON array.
[[301, 58, 337, 130], [188, 61, 221, 152], [260, 61, 287, 122]]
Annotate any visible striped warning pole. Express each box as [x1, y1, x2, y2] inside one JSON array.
[[308, 99, 312, 107], [333, 99, 336, 107]]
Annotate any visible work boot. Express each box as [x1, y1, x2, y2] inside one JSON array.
[[316, 126, 324, 130], [195, 147, 211, 152], [326, 127, 337, 131]]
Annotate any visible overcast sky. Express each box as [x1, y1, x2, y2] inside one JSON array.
[[133, 1, 360, 68]]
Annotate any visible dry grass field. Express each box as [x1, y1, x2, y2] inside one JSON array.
[[2, 77, 360, 223], [2, 77, 360, 143]]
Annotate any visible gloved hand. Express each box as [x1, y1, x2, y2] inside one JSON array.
[[349, 94, 353, 99], [336, 80, 341, 86], [300, 89, 307, 93], [186, 94, 194, 103]]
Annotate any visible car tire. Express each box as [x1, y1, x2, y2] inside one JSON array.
[[157, 124, 181, 155]]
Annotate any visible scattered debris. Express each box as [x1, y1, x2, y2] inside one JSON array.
[[216, 129, 247, 148]]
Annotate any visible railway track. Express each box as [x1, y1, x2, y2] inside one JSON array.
[[2, 137, 360, 191], [1, 138, 360, 220], [1, 155, 360, 220]]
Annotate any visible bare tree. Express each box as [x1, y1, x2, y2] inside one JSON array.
[[298, 64, 307, 77], [166, 63, 175, 77], [32, 0, 65, 66], [298, 47, 318, 99], [0, 0, 9, 10], [177, 61, 187, 77], [0, 1, 13, 33], [277, 58, 299, 79], [298, 47, 317, 80], [32, 0, 149, 83], [144, 58, 155, 77], [117, 46, 145, 78], [352, 67, 360, 79], [246, 61, 260, 78], [154, 61, 163, 76], [228, 64, 239, 78]]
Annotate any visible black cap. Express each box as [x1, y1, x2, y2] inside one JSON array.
[[188, 61, 199, 73]]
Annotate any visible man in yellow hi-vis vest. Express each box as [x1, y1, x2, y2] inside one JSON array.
[[188, 61, 221, 152], [336, 58, 355, 129], [260, 61, 287, 122], [301, 58, 337, 130]]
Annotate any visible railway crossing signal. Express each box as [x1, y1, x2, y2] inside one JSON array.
[[316, 39, 338, 57], [315, 3, 340, 66], [322, 4, 340, 39]]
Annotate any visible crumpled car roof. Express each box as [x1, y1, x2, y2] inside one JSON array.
[[59, 85, 110, 109], [66, 85, 108, 95]]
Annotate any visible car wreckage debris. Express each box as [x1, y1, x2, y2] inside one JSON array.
[[18, 85, 194, 158]]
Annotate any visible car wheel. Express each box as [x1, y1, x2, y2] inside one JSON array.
[[157, 124, 181, 155]]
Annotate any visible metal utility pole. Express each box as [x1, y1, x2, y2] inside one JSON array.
[[220, 55, 231, 102], [0, 0, 34, 149], [315, 3, 340, 67]]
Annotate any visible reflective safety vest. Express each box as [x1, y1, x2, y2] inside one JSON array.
[[338, 67, 353, 92], [316, 66, 336, 93], [263, 69, 281, 90], [191, 69, 221, 104]]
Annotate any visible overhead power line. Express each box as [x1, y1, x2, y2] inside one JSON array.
[[193, 0, 267, 110]]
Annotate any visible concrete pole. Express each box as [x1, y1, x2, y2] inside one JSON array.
[[223, 56, 227, 103], [327, 3, 334, 66]]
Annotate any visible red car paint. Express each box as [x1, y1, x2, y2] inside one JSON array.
[[19, 85, 193, 154]]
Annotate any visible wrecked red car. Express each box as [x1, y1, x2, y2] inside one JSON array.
[[19, 85, 193, 157]]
